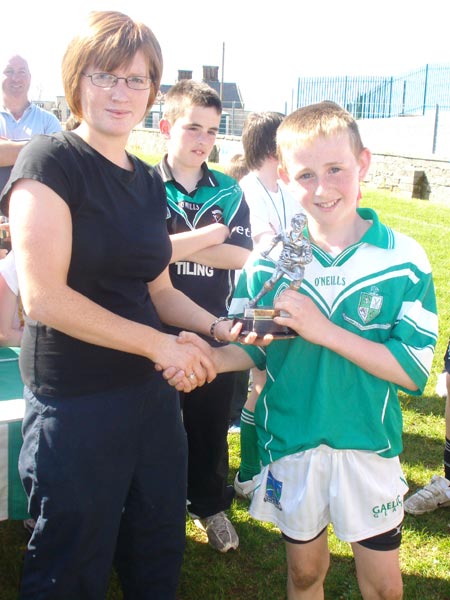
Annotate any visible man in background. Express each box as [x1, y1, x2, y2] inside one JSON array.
[[0, 54, 61, 194]]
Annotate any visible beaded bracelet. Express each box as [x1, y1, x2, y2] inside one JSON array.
[[210, 316, 229, 343]]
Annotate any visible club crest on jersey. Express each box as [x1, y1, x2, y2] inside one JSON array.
[[358, 287, 383, 324], [263, 470, 283, 510], [211, 209, 224, 223]]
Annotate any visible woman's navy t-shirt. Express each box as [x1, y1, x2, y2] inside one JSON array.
[[0, 132, 172, 396]]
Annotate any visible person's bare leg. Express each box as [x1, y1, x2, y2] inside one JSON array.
[[352, 542, 402, 600], [285, 530, 329, 600], [445, 373, 449, 441], [444, 373, 450, 479]]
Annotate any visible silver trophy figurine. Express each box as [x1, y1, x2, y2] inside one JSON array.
[[235, 212, 313, 339]]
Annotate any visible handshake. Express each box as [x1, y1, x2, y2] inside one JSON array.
[[155, 318, 271, 393]]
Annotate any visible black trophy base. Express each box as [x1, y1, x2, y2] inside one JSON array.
[[233, 308, 297, 340]]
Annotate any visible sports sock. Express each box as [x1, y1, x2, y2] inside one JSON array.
[[238, 408, 260, 482], [444, 437, 450, 481]]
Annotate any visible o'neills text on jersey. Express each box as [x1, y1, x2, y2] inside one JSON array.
[[314, 276, 346, 287]]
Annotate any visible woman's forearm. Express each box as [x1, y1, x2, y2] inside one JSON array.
[[151, 283, 216, 338], [23, 281, 166, 361]]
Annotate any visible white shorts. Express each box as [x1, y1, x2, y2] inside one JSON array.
[[249, 445, 408, 543]]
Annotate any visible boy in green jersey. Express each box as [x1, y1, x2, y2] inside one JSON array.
[[168, 101, 438, 598], [156, 80, 253, 553]]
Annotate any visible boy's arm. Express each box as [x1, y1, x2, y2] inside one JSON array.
[[184, 244, 251, 270], [185, 184, 253, 269], [324, 324, 417, 390], [0, 138, 28, 167], [275, 290, 418, 390], [169, 223, 229, 263], [213, 343, 256, 373]]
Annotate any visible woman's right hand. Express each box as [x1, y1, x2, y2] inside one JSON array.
[[153, 333, 216, 392], [160, 331, 257, 385]]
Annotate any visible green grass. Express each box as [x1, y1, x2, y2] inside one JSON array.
[[129, 151, 162, 166], [1, 188, 450, 599]]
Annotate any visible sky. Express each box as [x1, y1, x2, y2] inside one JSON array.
[[2, 0, 449, 113]]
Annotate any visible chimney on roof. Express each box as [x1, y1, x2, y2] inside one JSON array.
[[178, 69, 193, 81], [202, 65, 219, 82]]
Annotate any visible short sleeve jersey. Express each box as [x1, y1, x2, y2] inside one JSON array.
[[0, 132, 172, 396], [157, 159, 253, 339], [229, 208, 438, 463]]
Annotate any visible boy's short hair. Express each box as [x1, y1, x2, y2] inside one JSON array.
[[163, 79, 222, 124], [241, 111, 285, 171], [224, 153, 249, 182], [277, 101, 365, 168]]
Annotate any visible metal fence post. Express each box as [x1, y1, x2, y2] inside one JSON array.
[[432, 104, 439, 154], [423, 64, 429, 116]]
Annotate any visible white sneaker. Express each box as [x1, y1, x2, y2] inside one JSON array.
[[234, 472, 257, 500], [228, 423, 241, 434], [194, 511, 239, 553], [404, 475, 450, 515], [435, 372, 448, 398]]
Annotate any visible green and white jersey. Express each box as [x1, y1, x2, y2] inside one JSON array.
[[229, 208, 437, 464], [157, 160, 253, 336]]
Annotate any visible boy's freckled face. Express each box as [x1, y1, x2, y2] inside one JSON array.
[[166, 105, 221, 169], [280, 133, 370, 226]]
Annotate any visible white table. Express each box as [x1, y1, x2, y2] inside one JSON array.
[[0, 348, 29, 520]]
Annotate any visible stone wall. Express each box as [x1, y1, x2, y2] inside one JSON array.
[[365, 153, 450, 204], [128, 128, 450, 206]]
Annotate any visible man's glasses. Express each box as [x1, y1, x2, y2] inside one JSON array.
[[83, 72, 152, 90]]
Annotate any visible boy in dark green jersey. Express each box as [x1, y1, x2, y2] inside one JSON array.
[[156, 80, 253, 553], [168, 101, 438, 598]]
